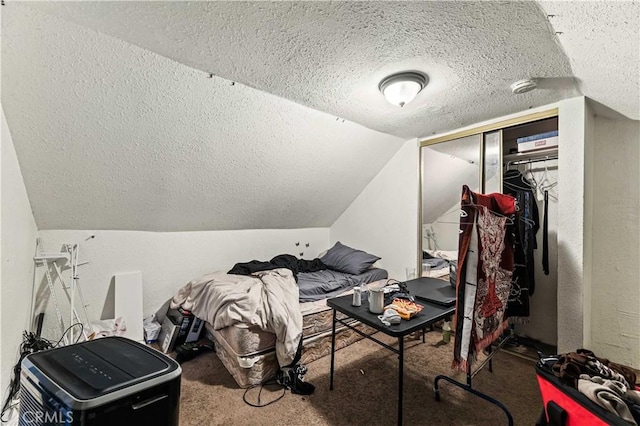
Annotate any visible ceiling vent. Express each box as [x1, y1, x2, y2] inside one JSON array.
[[510, 79, 538, 94]]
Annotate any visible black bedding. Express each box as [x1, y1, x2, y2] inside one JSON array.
[[297, 268, 388, 302], [228, 252, 388, 302], [228, 254, 326, 281]]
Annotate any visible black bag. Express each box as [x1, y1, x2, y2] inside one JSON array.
[[383, 281, 414, 305]]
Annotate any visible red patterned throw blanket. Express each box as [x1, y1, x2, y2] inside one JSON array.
[[452, 185, 516, 371]]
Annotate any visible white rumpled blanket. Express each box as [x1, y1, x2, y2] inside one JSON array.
[[170, 268, 302, 368]]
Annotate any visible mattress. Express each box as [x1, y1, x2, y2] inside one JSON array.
[[297, 267, 388, 302], [206, 279, 385, 388], [212, 327, 280, 389]]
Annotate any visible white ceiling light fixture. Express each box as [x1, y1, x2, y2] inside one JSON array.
[[379, 71, 428, 107]]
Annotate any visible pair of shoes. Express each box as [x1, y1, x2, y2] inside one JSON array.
[[276, 364, 315, 395], [175, 339, 214, 364]]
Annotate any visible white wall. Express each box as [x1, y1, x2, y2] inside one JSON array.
[[37, 228, 328, 340], [588, 114, 640, 367], [1, 107, 39, 405], [582, 100, 596, 354], [330, 138, 420, 280], [556, 97, 589, 353]]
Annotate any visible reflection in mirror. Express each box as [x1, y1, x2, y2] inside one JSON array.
[[484, 130, 502, 194], [420, 134, 480, 276]]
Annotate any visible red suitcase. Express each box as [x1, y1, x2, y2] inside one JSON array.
[[536, 360, 639, 426]]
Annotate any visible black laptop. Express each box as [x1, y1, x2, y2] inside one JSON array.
[[406, 278, 457, 307]]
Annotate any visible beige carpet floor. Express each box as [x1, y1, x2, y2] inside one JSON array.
[[178, 331, 543, 425]]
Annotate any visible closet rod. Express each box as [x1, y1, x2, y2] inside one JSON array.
[[508, 155, 558, 166]]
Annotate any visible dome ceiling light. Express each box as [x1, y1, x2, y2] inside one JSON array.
[[379, 71, 428, 107]]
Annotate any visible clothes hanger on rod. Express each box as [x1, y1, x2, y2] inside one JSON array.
[[505, 160, 539, 191], [540, 161, 558, 192], [434, 205, 464, 224], [519, 215, 537, 229], [526, 162, 539, 194], [465, 198, 515, 226], [535, 160, 558, 199], [541, 181, 559, 202], [503, 176, 533, 192], [536, 160, 550, 196]]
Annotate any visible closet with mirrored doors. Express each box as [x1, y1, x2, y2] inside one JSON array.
[[419, 108, 559, 353]]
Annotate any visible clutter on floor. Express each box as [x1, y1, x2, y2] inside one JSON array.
[[175, 339, 215, 364], [537, 349, 640, 425]]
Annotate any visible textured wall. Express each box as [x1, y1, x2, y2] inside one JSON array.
[[589, 115, 640, 367], [36, 228, 329, 341], [556, 97, 587, 353], [2, 5, 403, 232], [330, 138, 419, 281], [1, 108, 39, 407]]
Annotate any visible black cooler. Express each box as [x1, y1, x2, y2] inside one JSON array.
[[19, 336, 181, 426]]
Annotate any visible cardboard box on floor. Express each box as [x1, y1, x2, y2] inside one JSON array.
[[158, 316, 180, 353]]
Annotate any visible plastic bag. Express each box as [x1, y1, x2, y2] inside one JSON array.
[[143, 315, 162, 343], [91, 317, 127, 339]]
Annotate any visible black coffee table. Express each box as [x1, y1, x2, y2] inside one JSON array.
[[327, 278, 456, 426]]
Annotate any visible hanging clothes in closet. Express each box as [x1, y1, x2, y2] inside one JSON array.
[[542, 189, 550, 275], [503, 169, 539, 319]]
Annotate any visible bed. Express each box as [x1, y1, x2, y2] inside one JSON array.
[[422, 249, 457, 279], [171, 242, 388, 388]]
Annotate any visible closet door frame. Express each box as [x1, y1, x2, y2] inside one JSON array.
[[417, 108, 559, 273]]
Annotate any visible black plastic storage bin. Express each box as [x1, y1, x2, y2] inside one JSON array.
[[19, 336, 181, 426]]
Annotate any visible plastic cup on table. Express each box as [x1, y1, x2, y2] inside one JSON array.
[[422, 263, 431, 277]]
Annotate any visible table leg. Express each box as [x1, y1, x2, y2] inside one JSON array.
[[398, 336, 404, 426], [329, 308, 336, 390]]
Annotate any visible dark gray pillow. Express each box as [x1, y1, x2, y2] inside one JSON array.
[[320, 242, 381, 275]]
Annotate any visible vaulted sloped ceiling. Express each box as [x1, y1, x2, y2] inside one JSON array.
[[2, 4, 404, 231], [2, 1, 637, 232]]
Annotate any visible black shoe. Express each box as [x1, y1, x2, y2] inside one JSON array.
[[175, 340, 214, 364], [276, 364, 315, 395]]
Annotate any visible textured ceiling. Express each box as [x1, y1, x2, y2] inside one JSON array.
[[538, 1, 640, 120], [2, 1, 637, 232], [2, 4, 403, 231], [28, 0, 581, 139]]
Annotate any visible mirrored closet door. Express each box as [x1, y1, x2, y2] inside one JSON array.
[[483, 130, 502, 194], [418, 109, 559, 349], [421, 134, 480, 258]]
